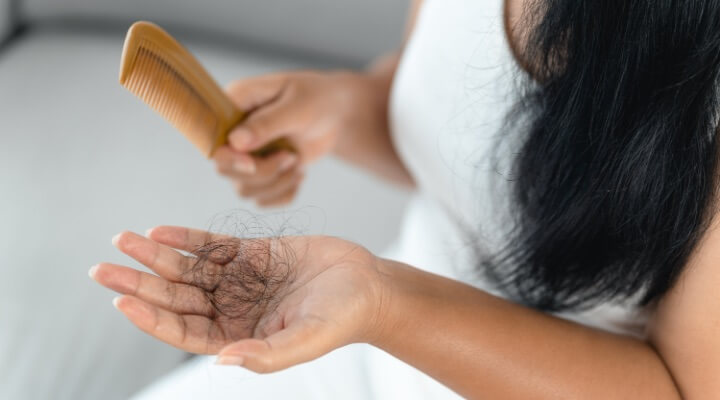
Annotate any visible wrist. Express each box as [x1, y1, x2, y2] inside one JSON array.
[[364, 258, 413, 349]]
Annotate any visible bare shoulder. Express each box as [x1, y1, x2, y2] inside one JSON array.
[[649, 211, 720, 397]]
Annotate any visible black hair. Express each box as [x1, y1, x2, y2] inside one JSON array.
[[485, 0, 720, 311]]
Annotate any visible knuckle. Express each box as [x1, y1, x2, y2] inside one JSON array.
[[246, 114, 270, 133]]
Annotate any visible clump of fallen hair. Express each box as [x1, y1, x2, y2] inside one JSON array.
[[184, 236, 297, 325]]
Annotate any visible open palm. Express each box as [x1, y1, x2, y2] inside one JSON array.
[[90, 226, 387, 373]]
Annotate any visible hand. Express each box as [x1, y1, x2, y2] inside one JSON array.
[[214, 70, 390, 207], [90, 226, 390, 373]]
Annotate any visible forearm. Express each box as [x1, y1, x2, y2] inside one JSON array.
[[332, 54, 415, 188], [373, 260, 682, 399], [332, 1, 423, 187]]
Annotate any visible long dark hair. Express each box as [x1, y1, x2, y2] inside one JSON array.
[[485, 0, 720, 312]]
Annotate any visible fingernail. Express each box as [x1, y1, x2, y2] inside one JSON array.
[[216, 355, 245, 366], [234, 158, 256, 174], [112, 297, 122, 310], [229, 128, 253, 150], [145, 228, 154, 237], [279, 155, 298, 172], [111, 233, 121, 246], [88, 264, 99, 279]]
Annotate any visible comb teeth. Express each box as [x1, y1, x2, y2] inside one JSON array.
[[123, 40, 219, 155]]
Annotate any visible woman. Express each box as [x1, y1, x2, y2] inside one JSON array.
[[90, 0, 720, 398]]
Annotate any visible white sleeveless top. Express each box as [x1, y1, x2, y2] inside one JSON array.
[[387, 0, 651, 338]]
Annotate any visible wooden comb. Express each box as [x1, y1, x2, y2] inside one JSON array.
[[119, 21, 292, 158]]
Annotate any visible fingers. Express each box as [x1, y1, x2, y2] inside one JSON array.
[[112, 295, 230, 354], [235, 168, 303, 202], [216, 317, 335, 373], [146, 226, 229, 252], [112, 231, 223, 286], [148, 226, 273, 266], [213, 148, 302, 207], [214, 148, 298, 184], [214, 146, 257, 175], [90, 263, 214, 316]]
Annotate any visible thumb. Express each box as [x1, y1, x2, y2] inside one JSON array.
[[228, 97, 297, 153], [216, 317, 338, 373], [225, 75, 287, 112]]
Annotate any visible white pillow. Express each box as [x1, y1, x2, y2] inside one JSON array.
[[20, 0, 409, 63]]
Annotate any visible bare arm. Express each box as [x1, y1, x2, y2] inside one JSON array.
[[331, 0, 424, 187], [329, 56, 414, 186], [648, 212, 720, 398], [372, 212, 720, 399], [373, 260, 683, 399]]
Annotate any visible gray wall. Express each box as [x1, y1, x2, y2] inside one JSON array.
[[20, 0, 410, 64], [0, 0, 11, 40]]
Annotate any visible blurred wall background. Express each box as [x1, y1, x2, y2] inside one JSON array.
[[0, 1, 11, 39], [21, 0, 409, 64], [0, 1, 410, 399]]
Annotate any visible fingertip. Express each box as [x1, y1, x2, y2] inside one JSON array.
[[233, 154, 256, 174], [88, 264, 99, 279], [111, 232, 123, 247], [112, 296, 123, 310], [229, 127, 254, 151], [112, 230, 139, 250], [215, 355, 245, 366], [88, 262, 115, 282], [90, 262, 114, 283]]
